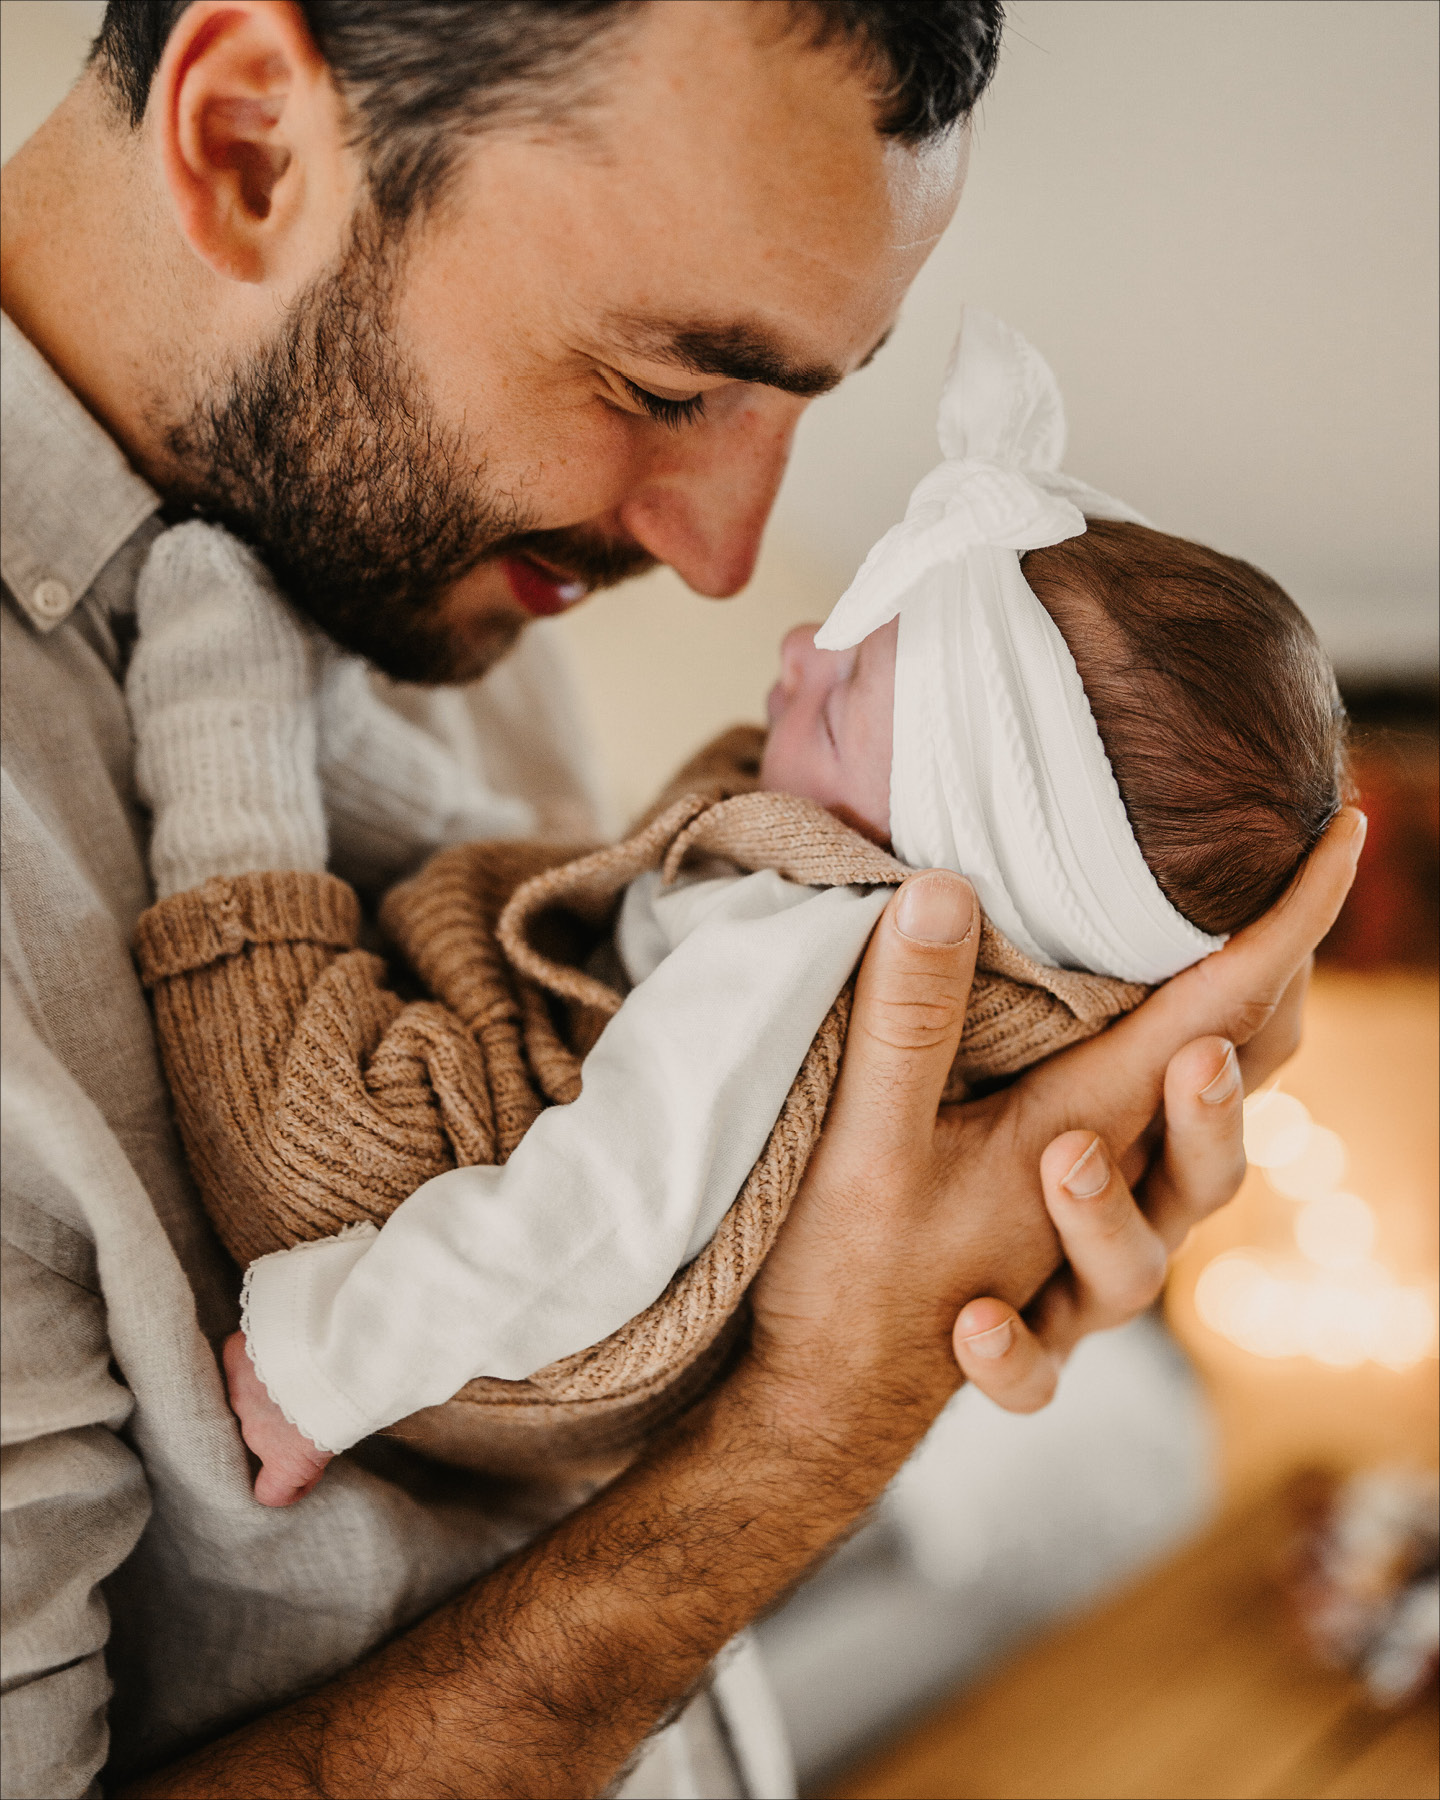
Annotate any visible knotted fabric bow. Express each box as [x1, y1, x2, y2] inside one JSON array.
[[815, 308, 1225, 984]]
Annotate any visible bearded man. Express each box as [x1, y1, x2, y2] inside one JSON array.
[[0, 4, 1359, 1796]]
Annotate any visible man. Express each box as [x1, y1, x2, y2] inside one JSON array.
[[0, 3, 1359, 1796]]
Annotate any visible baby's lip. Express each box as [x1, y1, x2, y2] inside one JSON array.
[[501, 555, 591, 618]]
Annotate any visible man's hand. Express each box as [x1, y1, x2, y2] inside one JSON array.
[[753, 809, 1365, 1438], [950, 1031, 1242, 1410], [125, 818, 1361, 1800]]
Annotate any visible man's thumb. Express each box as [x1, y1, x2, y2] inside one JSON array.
[[833, 872, 978, 1150]]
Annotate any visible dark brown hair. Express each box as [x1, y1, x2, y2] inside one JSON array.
[[92, 1, 1004, 223], [1022, 519, 1348, 936]]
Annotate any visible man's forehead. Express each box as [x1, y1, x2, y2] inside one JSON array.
[[429, 6, 966, 388], [567, 9, 963, 335]]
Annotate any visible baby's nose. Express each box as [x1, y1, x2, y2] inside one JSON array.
[[778, 623, 824, 690]]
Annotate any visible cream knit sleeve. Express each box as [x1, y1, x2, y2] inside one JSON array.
[[316, 657, 535, 892], [129, 519, 539, 902], [128, 522, 327, 897]]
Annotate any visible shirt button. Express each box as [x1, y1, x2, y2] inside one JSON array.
[[31, 577, 72, 621]]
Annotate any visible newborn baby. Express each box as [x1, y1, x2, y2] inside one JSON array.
[[129, 311, 1343, 1505]]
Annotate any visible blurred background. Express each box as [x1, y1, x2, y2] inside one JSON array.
[[5, 3, 1436, 1795]]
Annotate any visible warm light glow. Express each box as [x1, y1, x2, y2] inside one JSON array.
[[1194, 1251, 1438, 1370], [1265, 1125, 1349, 1200], [1194, 1252, 1295, 1359], [1195, 1089, 1439, 1371], [1299, 1277, 1379, 1368], [1242, 1089, 1314, 1168], [1295, 1192, 1376, 1270], [1370, 1286, 1440, 1371]]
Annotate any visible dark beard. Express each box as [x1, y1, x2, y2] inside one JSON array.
[[161, 212, 653, 683]]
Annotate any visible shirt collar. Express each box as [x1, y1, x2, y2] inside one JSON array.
[[1, 311, 161, 633]]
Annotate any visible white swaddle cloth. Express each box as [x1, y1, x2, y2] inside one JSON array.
[[815, 308, 1225, 985]]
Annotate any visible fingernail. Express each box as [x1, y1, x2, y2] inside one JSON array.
[[1062, 1136, 1109, 1198], [1199, 1043, 1240, 1105], [895, 873, 975, 945], [959, 1318, 1013, 1359]]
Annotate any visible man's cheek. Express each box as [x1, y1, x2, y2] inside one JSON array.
[[494, 406, 644, 529]]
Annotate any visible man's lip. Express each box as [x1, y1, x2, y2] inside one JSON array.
[[501, 555, 590, 619]]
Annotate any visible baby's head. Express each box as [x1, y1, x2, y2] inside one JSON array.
[[762, 519, 1345, 941]]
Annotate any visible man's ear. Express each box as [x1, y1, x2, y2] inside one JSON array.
[[153, 0, 357, 285]]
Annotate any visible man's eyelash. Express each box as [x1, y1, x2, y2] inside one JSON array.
[[621, 378, 707, 429]]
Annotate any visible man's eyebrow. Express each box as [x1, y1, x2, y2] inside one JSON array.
[[605, 315, 893, 399]]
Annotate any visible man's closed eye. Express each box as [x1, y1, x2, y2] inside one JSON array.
[[620, 378, 707, 429]]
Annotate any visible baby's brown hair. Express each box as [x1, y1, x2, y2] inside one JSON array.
[[1022, 520, 1347, 936]]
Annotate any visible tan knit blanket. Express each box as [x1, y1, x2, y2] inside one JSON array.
[[135, 727, 1146, 1477]]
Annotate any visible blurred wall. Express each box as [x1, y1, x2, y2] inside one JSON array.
[[5, 0, 1436, 820]]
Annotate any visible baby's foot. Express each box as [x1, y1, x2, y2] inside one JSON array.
[[222, 1330, 333, 1506]]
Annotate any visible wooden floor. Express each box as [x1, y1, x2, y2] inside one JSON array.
[[817, 971, 1439, 1800], [825, 1481, 1438, 1800]]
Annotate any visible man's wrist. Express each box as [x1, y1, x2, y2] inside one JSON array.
[[717, 1330, 957, 1516], [116, 1318, 949, 1800]]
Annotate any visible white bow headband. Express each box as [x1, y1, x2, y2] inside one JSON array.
[[815, 308, 1225, 984]]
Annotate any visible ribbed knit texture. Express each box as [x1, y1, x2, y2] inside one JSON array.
[[135, 727, 1147, 1476], [317, 655, 536, 890], [129, 519, 541, 900], [129, 523, 328, 897]]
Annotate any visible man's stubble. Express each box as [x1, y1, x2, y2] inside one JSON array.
[[162, 209, 653, 684]]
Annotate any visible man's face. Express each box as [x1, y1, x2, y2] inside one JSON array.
[[171, 5, 966, 681]]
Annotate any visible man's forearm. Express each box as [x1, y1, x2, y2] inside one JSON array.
[[119, 1352, 919, 1800]]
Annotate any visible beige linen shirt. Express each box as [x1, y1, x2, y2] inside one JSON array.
[[0, 313, 792, 1800]]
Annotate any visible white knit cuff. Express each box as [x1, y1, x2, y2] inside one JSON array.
[[129, 523, 327, 897]]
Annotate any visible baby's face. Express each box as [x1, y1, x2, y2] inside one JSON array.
[[759, 619, 898, 842]]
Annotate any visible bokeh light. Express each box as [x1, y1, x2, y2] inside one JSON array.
[[1194, 1251, 1438, 1370], [1242, 1090, 1315, 1168], [1295, 1192, 1376, 1270], [1265, 1125, 1348, 1200], [1196, 1091, 1439, 1372], [1370, 1286, 1440, 1371]]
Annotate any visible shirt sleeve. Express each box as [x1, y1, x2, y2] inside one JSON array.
[[2, 1136, 151, 1800], [241, 872, 890, 1454]]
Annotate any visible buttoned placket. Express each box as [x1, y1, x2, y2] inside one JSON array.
[[1, 311, 161, 633]]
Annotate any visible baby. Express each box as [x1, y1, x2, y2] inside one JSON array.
[[128, 311, 1343, 1505]]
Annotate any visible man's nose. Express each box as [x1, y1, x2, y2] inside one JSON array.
[[617, 392, 805, 598]]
